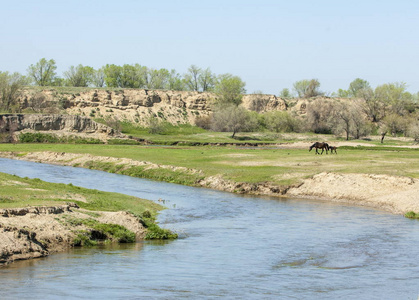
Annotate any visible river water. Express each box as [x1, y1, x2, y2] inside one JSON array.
[[0, 158, 418, 299]]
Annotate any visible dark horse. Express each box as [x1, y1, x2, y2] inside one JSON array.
[[309, 142, 329, 154], [329, 145, 338, 154]]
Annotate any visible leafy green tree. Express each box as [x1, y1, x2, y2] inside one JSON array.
[[279, 88, 291, 98], [214, 73, 246, 106], [0, 72, 28, 111], [120, 64, 145, 88], [199, 67, 216, 92], [337, 88, 350, 98], [348, 78, 370, 97], [167, 69, 185, 91], [184, 65, 201, 91], [103, 64, 147, 88], [147, 68, 170, 90], [103, 64, 121, 88], [293, 79, 322, 98], [64, 64, 94, 87], [374, 82, 414, 115], [27, 58, 57, 86]]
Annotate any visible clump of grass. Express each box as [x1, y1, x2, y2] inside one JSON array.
[[130, 210, 178, 240], [405, 211, 419, 220], [60, 216, 136, 245]]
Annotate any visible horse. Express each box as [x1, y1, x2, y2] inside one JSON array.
[[309, 142, 329, 154], [328, 145, 338, 154]]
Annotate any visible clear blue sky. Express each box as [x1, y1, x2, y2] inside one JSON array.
[[1, 0, 418, 95]]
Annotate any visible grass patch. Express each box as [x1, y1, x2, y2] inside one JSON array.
[[59, 215, 136, 245], [0, 172, 162, 218], [405, 211, 419, 220]]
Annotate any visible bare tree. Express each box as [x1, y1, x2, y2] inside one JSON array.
[[211, 104, 257, 138], [0, 72, 27, 112]]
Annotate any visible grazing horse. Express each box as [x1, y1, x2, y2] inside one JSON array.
[[329, 145, 338, 154], [309, 142, 329, 154]]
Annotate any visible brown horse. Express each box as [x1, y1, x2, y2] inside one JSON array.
[[329, 145, 338, 154], [309, 142, 329, 154]]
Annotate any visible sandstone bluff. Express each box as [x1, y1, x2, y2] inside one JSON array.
[[17, 87, 288, 125]]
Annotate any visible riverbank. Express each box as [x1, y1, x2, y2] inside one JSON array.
[[0, 204, 146, 265], [0, 170, 176, 266], [1, 150, 418, 215]]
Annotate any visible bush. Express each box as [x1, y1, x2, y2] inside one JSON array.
[[18, 132, 104, 144]]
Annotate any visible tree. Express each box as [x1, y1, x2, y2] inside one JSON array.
[[264, 111, 300, 132], [198, 67, 216, 92], [279, 88, 291, 98], [91, 67, 106, 87], [167, 69, 185, 91], [147, 68, 170, 90], [330, 100, 369, 140], [214, 73, 246, 106], [293, 79, 322, 98], [408, 117, 419, 143], [120, 64, 146, 88], [374, 82, 414, 116], [358, 87, 385, 123], [382, 113, 409, 136], [348, 78, 370, 97], [211, 104, 257, 138], [184, 65, 201, 91], [64, 64, 94, 87], [305, 98, 335, 133], [0, 71, 28, 111], [27, 58, 57, 86], [337, 88, 350, 98], [103, 64, 121, 88]]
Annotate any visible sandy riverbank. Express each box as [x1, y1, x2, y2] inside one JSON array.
[[0, 204, 146, 266]]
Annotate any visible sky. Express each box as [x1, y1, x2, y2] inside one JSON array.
[[1, 0, 419, 95]]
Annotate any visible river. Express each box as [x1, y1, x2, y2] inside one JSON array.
[[0, 158, 418, 299]]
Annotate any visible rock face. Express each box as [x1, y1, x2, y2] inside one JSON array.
[[0, 114, 122, 138], [241, 94, 287, 112], [17, 88, 288, 126]]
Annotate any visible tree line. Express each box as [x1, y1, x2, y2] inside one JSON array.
[[1, 58, 418, 143], [20, 58, 228, 92]]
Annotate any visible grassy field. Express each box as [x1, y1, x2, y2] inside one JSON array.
[[0, 171, 162, 215], [1, 138, 418, 187]]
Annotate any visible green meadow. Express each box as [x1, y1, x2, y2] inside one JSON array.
[[1, 140, 418, 188]]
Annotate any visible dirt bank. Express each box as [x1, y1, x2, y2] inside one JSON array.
[[1, 151, 418, 216], [0, 204, 146, 266], [286, 172, 419, 214]]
